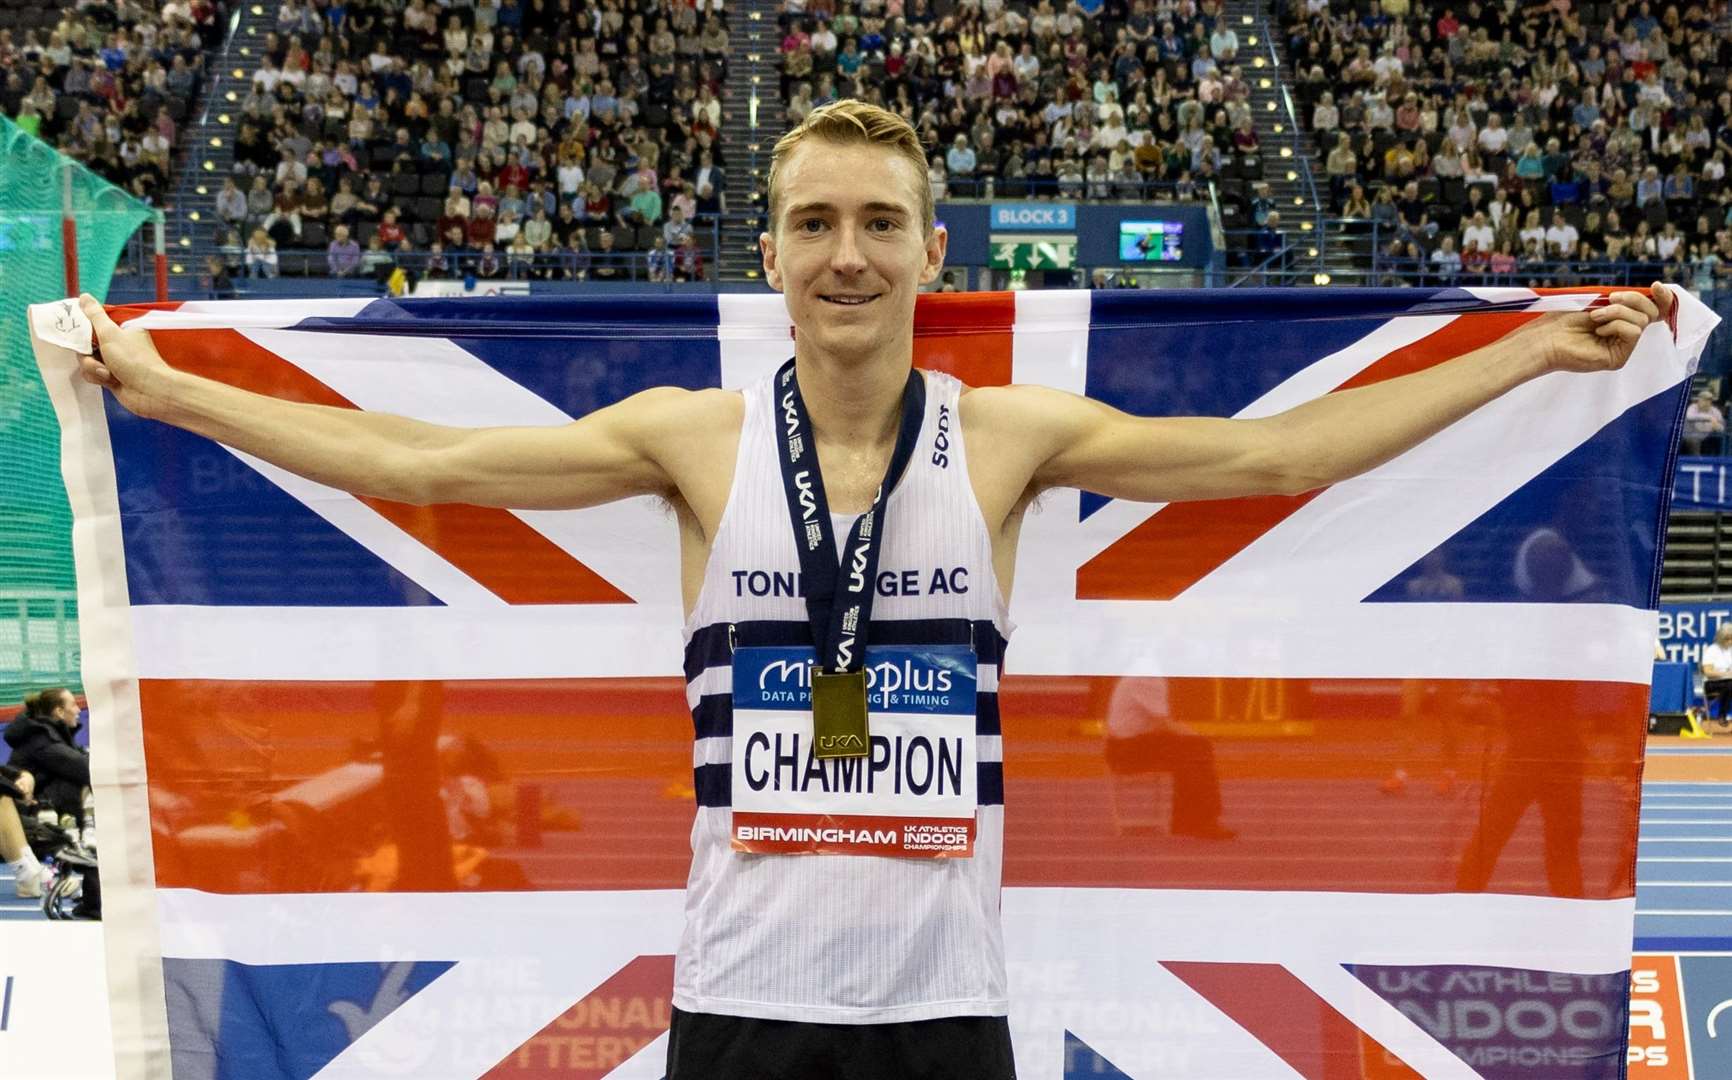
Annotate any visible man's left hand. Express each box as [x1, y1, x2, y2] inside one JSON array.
[[1538, 282, 1674, 374]]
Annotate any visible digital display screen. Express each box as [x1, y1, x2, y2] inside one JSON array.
[[1119, 220, 1184, 262]]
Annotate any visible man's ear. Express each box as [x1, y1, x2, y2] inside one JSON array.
[[760, 229, 783, 291], [917, 224, 949, 286]]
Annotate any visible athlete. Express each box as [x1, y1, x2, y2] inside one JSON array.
[[76, 100, 1671, 1078]]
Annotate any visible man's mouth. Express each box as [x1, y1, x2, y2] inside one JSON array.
[[820, 294, 879, 306]]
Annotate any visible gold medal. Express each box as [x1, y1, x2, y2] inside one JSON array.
[[811, 668, 870, 758]]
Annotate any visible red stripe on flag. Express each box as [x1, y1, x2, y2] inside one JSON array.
[[914, 291, 1015, 387], [1163, 962, 1426, 1080], [1077, 310, 1543, 600], [138, 674, 1640, 899], [141, 327, 630, 604], [481, 954, 675, 1078]]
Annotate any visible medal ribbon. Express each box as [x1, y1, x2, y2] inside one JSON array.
[[772, 358, 927, 675]]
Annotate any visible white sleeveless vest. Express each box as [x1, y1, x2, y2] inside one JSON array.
[[674, 367, 1012, 1023]]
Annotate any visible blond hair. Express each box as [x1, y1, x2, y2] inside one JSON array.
[[765, 99, 933, 235]]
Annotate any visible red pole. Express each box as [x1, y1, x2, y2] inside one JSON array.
[[153, 211, 168, 302], [60, 165, 78, 296]]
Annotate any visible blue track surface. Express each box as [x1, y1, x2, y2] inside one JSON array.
[[1634, 778, 1732, 952]]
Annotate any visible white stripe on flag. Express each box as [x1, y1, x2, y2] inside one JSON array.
[[127, 601, 1655, 682], [245, 328, 682, 607], [1283, 959, 1482, 1080], [1184, 323, 1692, 602], [124, 298, 375, 328], [227, 448, 504, 607], [158, 887, 1634, 972], [1014, 310, 1455, 580]]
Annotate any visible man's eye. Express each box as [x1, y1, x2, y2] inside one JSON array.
[[798, 219, 825, 232]]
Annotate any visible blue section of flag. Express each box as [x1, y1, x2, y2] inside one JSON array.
[[1346, 962, 1629, 1080], [104, 397, 441, 607], [1063, 1030, 1136, 1079], [1366, 388, 1682, 608], [162, 958, 454, 1080], [1078, 291, 1412, 520], [450, 329, 723, 417]]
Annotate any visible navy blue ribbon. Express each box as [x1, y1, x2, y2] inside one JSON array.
[[772, 358, 926, 673]]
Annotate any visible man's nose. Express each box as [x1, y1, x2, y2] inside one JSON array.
[[830, 225, 869, 272]]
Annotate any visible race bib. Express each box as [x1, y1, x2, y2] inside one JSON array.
[[730, 644, 978, 858]]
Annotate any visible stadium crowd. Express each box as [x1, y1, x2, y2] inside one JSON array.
[[0, 0, 226, 205], [205, 0, 734, 282], [778, 0, 1267, 203], [1285, 0, 1732, 289], [10, 0, 1732, 298]]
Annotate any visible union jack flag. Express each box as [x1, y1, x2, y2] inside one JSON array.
[[28, 287, 1720, 1079]]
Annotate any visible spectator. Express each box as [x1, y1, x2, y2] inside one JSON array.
[[216, 177, 249, 228], [946, 134, 976, 181], [647, 235, 674, 282], [1461, 212, 1495, 256], [1544, 212, 1579, 259], [204, 254, 237, 299], [663, 203, 694, 250], [507, 232, 537, 278], [1684, 390, 1726, 456], [245, 228, 279, 278], [360, 235, 395, 282], [590, 230, 626, 280], [675, 231, 706, 282], [327, 224, 362, 276], [4, 689, 89, 826], [1429, 235, 1463, 280]]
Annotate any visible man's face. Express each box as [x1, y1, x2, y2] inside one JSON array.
[[760, 140, 945, 366]]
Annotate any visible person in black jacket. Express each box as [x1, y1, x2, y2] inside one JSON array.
[[4, 688, 90, 825]]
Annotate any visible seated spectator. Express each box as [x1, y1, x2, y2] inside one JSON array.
[[246, 175, 275, 225], [1544, 212, 1579, 258], [245, 228, 279, 278], [4, 689, 89, 826], [675, 232, 706, 282], [1461, 212, 1495, 256], [590, 230, 626, 280], [360, 235, 396, 283], [264, 180, 304, 242], [328, 224, 362, 276], [507, 232, 536, 278], [1429, 236, 1463, 279], [647, 235, 674, 282], [204, 254, 237, 299], [663, 204, 694, 250], [216, 177, 249, 228]]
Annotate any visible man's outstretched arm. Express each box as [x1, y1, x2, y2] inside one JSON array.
[[74, 295, 720, 510], [969, 287, 1673, 506]]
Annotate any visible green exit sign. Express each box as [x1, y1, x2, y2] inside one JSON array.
[[990, 235, 1076, 270]]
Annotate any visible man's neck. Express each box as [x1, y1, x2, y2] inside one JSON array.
[[794, 345, 913, 448]]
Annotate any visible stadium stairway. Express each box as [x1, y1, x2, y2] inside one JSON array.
[[1222, 0, 1326, 280], [163, 2, 270, 262], [716, 0, 785, 281]]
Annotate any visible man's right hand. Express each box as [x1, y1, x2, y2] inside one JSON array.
[[76, 294, 175, 420]]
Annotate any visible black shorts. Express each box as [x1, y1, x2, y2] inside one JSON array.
[[664, 1006, 1017, 1080]]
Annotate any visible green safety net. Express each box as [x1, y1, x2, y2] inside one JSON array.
[[0, 113, 151, 705]]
